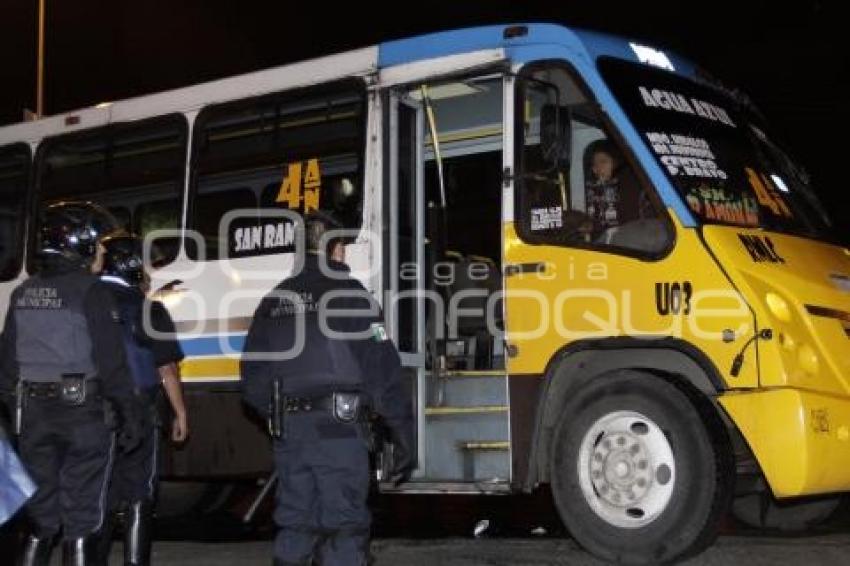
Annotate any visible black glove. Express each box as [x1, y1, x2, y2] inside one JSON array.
[[388, 423, 415, 486]]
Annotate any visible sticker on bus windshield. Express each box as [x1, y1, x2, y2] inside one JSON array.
[[645, 132, 727, 180], [530, 206, 563, 231], [685, 184, 759, 227], [638, 87, 736, 128], [744, 167, 793, 219]]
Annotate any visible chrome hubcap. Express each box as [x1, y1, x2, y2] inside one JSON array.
[[578, 411, 676, 528]]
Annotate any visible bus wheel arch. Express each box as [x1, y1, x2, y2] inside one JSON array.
[[531, 343, 726, 486], [542, 366, 735, 564]]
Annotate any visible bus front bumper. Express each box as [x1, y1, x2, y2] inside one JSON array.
[[720, 388, 850, 498]]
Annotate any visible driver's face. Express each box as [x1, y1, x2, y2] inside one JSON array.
[[591, 152, 615, 183]]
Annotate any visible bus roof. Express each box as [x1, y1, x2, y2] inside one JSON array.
[[0, 23, 697, 146], [379, 23, 698, 77]]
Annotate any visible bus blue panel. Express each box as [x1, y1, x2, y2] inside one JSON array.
[[378, 24, 588, 68], [180, 335, 246, 357], [378, 24, 697, 79]]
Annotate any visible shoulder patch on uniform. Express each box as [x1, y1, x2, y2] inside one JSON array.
[[370, 322, 388, 342], [110, 309, 122, 324]]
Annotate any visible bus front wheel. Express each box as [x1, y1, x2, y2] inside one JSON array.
[[550, 370, 733, 565]]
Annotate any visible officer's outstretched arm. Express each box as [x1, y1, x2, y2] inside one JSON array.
[[160, 362, 189, 442]]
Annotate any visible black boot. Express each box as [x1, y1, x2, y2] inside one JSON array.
[[18, 534, 55, 566], [91, 511, 117, 566], [124, 500, 153, 566], [62, 537, 90, 566]]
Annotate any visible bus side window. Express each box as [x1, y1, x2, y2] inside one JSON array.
[[108, 206, 132, 233], [35, 115, 187, 269], [190, 82, 366, 261], [136, 199, 183, 266], [0, 144, 29, 282], [192, 187, 257, 259], [517, 66, 671, 256]]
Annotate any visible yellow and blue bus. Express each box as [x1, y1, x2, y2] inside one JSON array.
[[1, 23, 848, 563]]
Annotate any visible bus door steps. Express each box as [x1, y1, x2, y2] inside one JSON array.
[[457, 440, 510, 451], [379, 480, 512, 495], [429, 370, 507, 408], [425, 405, 508, 416], [441, 370, 506, 378], [421, 372, 509, 480], [458, 440, 510, 481]]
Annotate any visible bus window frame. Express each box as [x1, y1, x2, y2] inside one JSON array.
[[0, 142, 32, 282], [187, 78, 370, 262], [513, 59, 677, 262], [28, 113, 190, 273]]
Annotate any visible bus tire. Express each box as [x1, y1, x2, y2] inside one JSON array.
[[549, 370, 733, 565], [732, 492, 841, 532]]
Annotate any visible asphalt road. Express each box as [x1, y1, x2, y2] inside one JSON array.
[[121, 534, 850, 565], [8, 488, 849, 565]]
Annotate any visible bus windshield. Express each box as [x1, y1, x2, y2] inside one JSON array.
[[598, 57, 833, 241]]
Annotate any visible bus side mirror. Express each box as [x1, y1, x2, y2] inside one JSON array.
[[541, 104, 572, 169]]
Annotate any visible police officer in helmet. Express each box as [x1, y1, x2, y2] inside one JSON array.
[[241, 212, 414, 566], [91, 234, 188, 566], [0, 202, 143, 566]]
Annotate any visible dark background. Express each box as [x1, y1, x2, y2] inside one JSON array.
[[1, 0, 847, 242]]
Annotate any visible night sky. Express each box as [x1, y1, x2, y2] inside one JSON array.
[[1, 0, 847, 241]]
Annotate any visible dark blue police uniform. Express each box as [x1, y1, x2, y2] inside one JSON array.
[[95, 274, 184, 566], [241, 254, 413, 566], [101, 279, 181, 502], [0, 261, 139, 565]]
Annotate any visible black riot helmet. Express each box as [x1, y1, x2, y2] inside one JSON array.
[[39, 201, 121, 268], [100, 234, 145, 286]]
